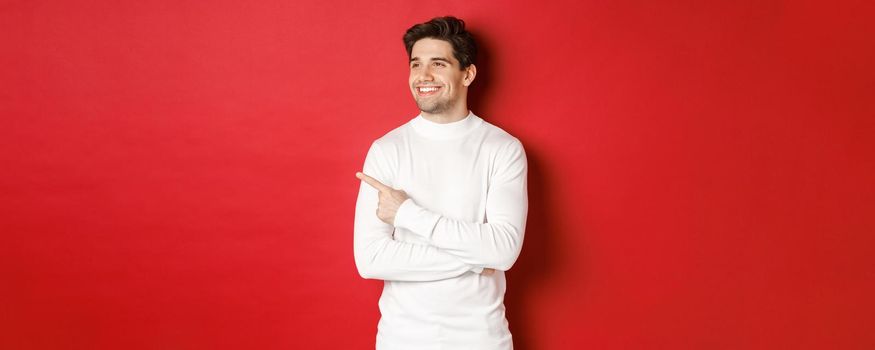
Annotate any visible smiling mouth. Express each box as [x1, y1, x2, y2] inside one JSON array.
[[416, 86, 441, 96]]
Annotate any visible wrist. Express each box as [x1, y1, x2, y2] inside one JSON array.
[[393, 198, 415, 227]]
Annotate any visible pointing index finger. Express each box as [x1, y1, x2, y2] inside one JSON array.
[[356, 172, 391, 192]]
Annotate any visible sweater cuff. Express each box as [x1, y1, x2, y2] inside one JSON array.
[[394, 198, 441, 240]]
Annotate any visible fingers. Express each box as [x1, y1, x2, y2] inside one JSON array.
[[356, 172, 391, 192]]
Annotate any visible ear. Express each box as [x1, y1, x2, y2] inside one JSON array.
[[463, 64, 477, 87]]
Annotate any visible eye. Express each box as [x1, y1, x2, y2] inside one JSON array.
[[433, 62, 445, 67], [411, 63, 420, 69]]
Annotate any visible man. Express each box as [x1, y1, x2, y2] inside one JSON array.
[[353, 16, 528, 350]]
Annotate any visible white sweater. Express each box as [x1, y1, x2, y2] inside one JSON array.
[[353, 111, 528, 350]]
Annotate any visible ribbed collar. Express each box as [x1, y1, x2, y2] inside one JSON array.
[[409, 110, 484, 140]]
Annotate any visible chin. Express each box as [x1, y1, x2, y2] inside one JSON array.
[[417, 104, 441, 114]]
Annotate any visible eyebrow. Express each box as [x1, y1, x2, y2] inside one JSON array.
[[410, 57, 453, 64]]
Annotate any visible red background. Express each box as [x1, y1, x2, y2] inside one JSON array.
[[2, 0, 874, 349]]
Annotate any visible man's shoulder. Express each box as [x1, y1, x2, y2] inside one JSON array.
[[368, 118, 413, 153], [379, 122, 410, 142], [480, 118, 524, 150]]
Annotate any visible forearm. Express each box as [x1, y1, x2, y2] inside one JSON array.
[[394, 200, 527, 271], [353, 233, 480, 281]]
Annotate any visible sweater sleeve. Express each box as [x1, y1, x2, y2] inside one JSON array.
[[353, 142, 481, 281], [393, 139, 529, 271]]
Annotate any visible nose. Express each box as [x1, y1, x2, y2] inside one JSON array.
[[420, 65, 434, 81]]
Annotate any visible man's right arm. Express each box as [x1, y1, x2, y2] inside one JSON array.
[[353, 142, 481, 282]]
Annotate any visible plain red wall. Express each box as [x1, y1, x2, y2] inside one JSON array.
[[2, 0, 873, 349]]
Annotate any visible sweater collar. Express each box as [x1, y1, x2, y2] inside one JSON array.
[[410, 110, 483, 140]]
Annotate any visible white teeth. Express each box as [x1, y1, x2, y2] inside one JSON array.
[[419, 87, 438, 93]]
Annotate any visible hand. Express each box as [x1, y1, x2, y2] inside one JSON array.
[[481, 268, 495, 276], [356, 172, 410, 226]]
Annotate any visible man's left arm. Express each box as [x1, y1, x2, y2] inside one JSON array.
[[394, 139, 528, 271]]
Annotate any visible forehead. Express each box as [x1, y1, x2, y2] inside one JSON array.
[[411, 38, 457, 62]]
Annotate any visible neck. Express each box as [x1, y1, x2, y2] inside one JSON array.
[[421, 103, 470, 124]]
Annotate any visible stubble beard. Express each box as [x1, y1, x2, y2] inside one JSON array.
[[415, 97, 450, 115]]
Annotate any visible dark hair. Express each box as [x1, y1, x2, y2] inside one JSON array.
[[403, 16, 477, 70]]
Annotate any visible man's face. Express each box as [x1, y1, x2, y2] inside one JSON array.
[[408, 38, 471, 116]]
